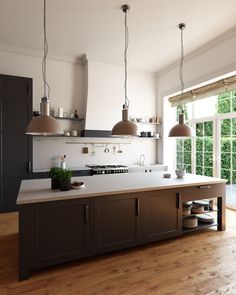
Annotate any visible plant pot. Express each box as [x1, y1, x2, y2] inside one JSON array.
[[60, 179, 71, 191], [51, 178, 60, 190], [175, 169, 185, 179]]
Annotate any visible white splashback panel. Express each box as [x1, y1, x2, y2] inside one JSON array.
[[33, 137, 156, 171]]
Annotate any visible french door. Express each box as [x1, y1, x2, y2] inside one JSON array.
[[191, 115, 236, 208]]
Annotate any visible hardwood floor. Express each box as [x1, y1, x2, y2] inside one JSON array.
[[1, 211, 236, 295]]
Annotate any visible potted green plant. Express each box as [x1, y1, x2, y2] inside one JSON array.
[[49, 167, 63, 190], [59, 169, 74, 191]]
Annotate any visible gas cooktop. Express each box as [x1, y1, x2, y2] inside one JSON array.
[[86, 164, 128, 175]]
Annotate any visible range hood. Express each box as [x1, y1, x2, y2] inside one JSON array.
[[81, 59, 125, 137]]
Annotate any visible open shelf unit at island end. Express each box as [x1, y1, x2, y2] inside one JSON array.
[[17, 173, 226, 280]]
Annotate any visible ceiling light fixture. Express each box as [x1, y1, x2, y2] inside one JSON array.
[[111, 4, 138, 137], [168, 23, 194, 137], [26, 0, 62, 136]]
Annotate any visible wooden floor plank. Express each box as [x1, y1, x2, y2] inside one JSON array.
[[0, 210, 236, 294]]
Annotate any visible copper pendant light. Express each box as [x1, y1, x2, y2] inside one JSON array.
[[112, 5, 138, 137], [26, 0, 62, 136], [169, 23, 194, 138]]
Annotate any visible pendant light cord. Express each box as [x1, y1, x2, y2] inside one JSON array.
[[179, 24, 185, 111], [42, 0, 50, 98], [124, 8, 129, 108]]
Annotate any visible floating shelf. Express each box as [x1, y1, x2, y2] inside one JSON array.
[[137, 136, 160, 140], [136, 122, 161, 125], [53, 116, 84, 122], [33, 114, 84, 122], [33, 135, 82, 138]]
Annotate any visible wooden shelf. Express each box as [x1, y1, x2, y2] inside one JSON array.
[[137, 136, 160, 140], [34, 135, 81, 138], [53, 116, 84, 122], [136, 122, 161, 125], [182, 209, 218, 218], [183, 221, 218, 234]]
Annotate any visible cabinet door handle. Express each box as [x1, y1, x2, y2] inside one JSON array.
[[197, 185, 211, 189], [84, 204, 89, 224], [28, 161, 32, 172], [136, 198, 140, 216], [176, 193, 181, 209]]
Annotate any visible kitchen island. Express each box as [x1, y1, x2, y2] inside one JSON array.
[[17, 173, 226, 280]]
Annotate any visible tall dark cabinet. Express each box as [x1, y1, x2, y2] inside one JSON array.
[[0, 74, 32, 212]]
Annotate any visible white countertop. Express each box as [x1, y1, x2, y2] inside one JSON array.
[[33, 167, 92, 173], [33, 164, 167, 173], [17, 173, 226, 205]]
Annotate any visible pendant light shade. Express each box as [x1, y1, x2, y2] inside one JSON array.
[[111, 4, 137, 137], [26, 0, 62, 136], [26, 115, 62, 136], [168, 112, 194, 137], [112, 107, 138, 136], [169, 23, 194, 138]]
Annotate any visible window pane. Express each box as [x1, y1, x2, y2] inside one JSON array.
[[196, 138, 203, 151], [184, 139, 191, 152], [204, 138, 213, 152], [221, 153, 231, 169], [221, 138, 231, 153], [232, 97, 236, 112], [221, 119, 231, 137], [232, 119, 236, 137], [185, 165, 192, 173], [196, 123, 203, 137], [183, 152, 191, 165], [204, 153, 213, 167], [217, 99, 231, 114], [204, 121, 213, 136], [232, 140, 236, 152], [204, 167, 213, 177], [196, 152, 203, 166], [196, 166, 203, 175]]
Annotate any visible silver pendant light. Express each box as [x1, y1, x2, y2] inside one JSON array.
[[169, 23, 194, 137], [26, 0, 62, 135], [112, 5, 138, 137]]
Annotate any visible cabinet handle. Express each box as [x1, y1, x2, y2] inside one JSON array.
[[84, 204, 89, 224], [28, 161, 32, 173], [27, 83, 31, 96], [197, 185, 211, 189], [136, 198, 140, 216], [176, 193, 181, 209]]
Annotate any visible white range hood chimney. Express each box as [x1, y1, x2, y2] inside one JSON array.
[[81, 59, 124, 137]]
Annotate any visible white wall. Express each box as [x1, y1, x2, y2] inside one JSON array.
[[156, 28, 236, 168], [0, 48, 86, 118], [0, 48, 158, 170]]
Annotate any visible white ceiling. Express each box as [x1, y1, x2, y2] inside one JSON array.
[[1, 0, 236, 72]]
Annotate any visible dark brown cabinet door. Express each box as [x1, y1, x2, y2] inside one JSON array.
[[0, 74, 32, 212], [93, 193, 141, 254], [143, 189, 181, 242], [28, 199, 91, 269]]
